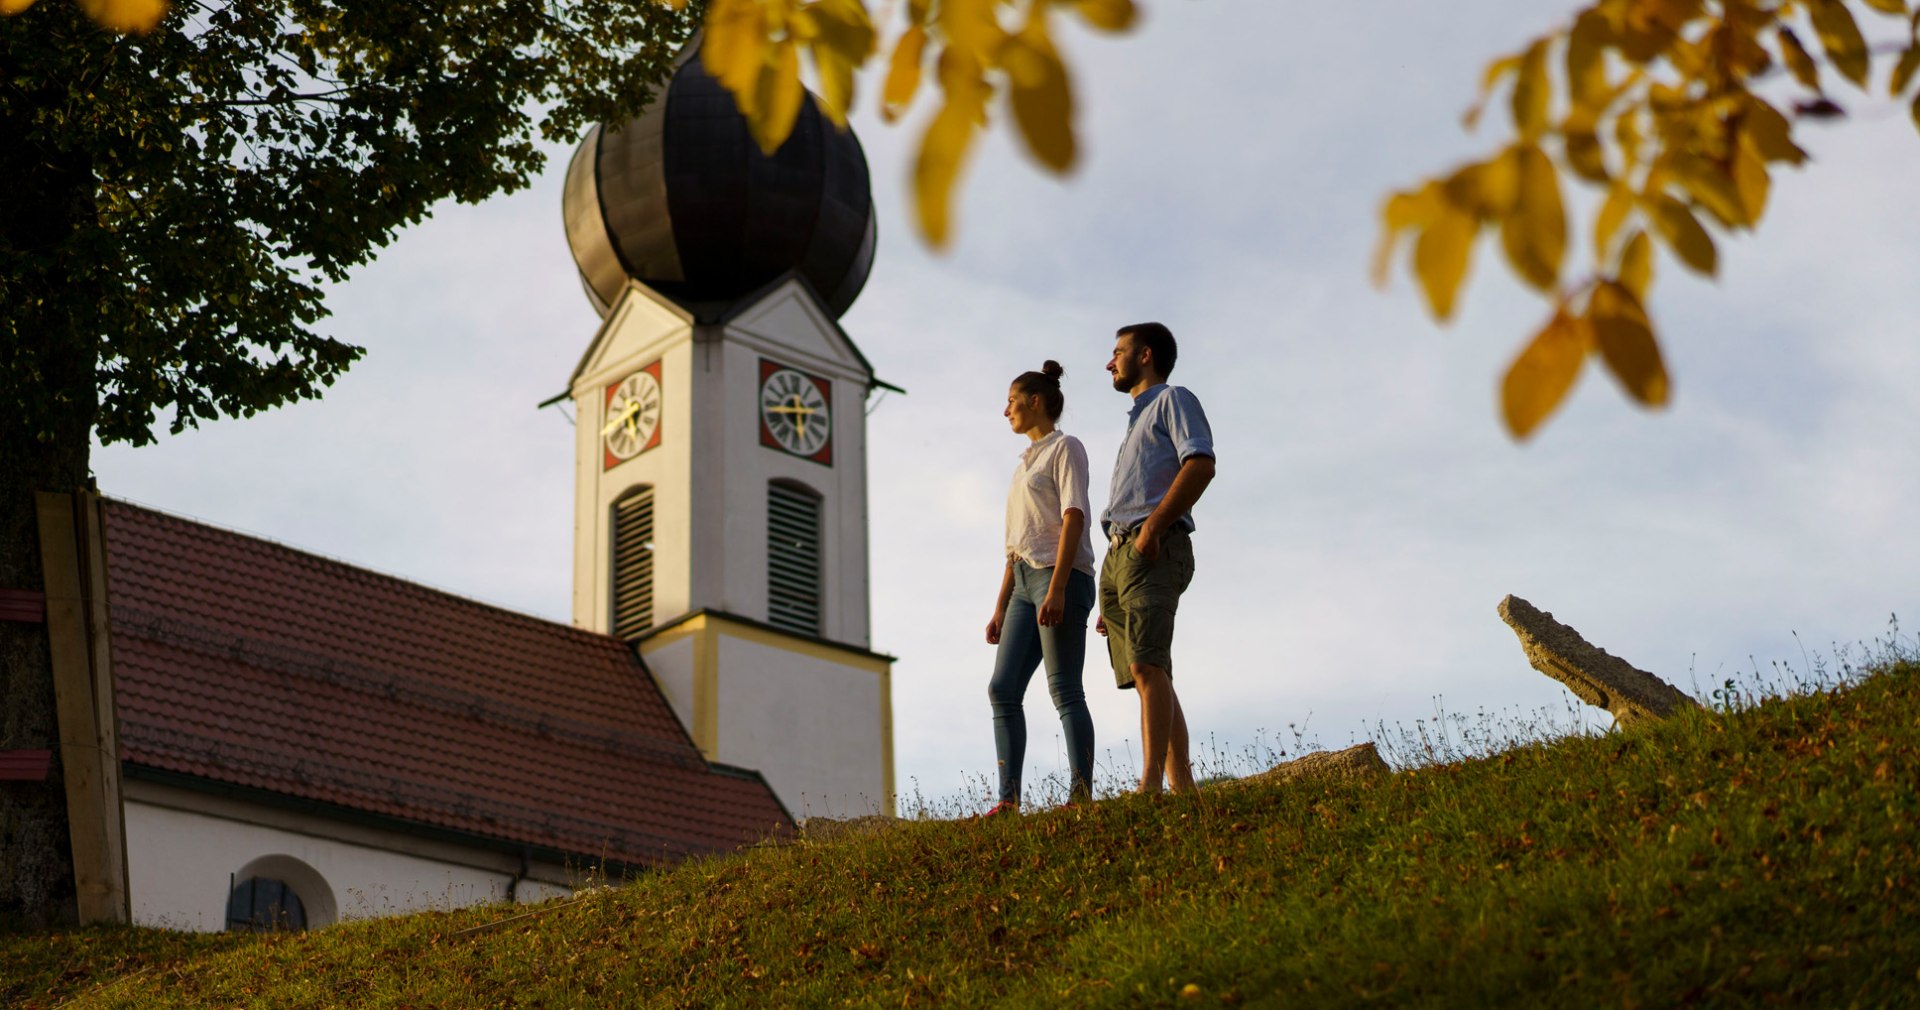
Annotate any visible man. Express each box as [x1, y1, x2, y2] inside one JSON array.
[[1095, 322, 1216, 795]]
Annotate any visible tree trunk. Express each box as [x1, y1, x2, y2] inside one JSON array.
[[1, 11, 102, 930]]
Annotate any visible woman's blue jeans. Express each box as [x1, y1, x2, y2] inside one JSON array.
[[989, 562, 1096, 805]]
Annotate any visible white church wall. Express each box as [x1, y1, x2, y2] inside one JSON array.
[[636, 632, 698, 744], [125, 788, 573, 933], [712, 632, 888, 817]]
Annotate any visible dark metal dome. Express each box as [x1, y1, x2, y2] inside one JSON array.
[[563, 49, 877, 321]]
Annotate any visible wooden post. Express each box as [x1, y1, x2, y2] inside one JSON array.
[[34, 489, 129, 925]]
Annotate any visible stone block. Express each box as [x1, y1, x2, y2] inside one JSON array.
[[1498, 595, 1699, 727]]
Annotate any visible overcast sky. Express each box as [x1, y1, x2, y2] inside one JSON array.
[[96, 2, 1920, 811]]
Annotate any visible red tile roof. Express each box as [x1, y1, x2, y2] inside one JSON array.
[[101, 499, 791, 869]]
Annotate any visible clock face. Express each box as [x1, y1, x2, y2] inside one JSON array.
[[602, 364, 662, 468], [760, 364, 832, 463]]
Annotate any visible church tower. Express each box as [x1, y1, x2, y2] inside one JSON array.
[[558, 50, 896, 818]]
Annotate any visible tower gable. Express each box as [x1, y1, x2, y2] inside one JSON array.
[[570, 281, 695, 395], [722, 274, 877, 386]]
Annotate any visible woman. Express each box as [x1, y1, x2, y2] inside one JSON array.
[[985, 360, 1097, 814]]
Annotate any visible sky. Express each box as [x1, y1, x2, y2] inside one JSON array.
[[95, 2, 1920, 811]]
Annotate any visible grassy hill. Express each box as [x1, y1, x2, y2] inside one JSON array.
[[7, 651, 1917, 1008]]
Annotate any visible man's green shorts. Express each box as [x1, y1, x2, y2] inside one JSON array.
[[1099, 526, 1195, 689]]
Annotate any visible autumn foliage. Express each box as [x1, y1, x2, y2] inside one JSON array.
[[685, 0, 1137, 246], [1378, 0, 1920, 439]]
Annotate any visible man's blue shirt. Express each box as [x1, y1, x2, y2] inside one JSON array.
[[1102, 383, 1215, 535]]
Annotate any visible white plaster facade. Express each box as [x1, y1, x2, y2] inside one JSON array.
[[568, 279, 895, 818], [125, 778, 574, 933]]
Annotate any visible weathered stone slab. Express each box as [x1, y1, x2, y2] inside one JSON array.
[[1246, 742, 1389, 786], [1497, 595, 1700, 727]]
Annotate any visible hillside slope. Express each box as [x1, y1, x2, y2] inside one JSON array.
[[7, 657, 1917, 1008]]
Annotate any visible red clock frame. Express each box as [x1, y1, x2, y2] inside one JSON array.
[[759, 358, 834, 466], [602, 359, 664, 471]]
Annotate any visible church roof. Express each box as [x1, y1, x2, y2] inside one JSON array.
[[100, 499, 791, 869]]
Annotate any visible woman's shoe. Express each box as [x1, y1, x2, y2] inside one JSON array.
[[980, 800, 1020, 819]]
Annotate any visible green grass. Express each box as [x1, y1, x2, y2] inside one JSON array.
[[7, 651, 1919, 1008]]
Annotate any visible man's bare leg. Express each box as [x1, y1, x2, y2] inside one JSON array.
[[1133, 663, 1177, 793], [1164, 691, 1195, 793]]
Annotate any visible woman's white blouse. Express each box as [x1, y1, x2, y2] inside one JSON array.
[[1004, 430, 1096, 576]]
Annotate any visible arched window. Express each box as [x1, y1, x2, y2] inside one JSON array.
[[767, 481, 822, 636], [611, 486, 656, 639], [226, 875, 307, 931], [226, 855, 334, 931]]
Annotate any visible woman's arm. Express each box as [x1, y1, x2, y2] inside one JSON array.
[[1038, 508, 1085, 627], [986, 558, 1015, 644]]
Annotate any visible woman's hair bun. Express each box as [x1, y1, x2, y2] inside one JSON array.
[[1040, 360, 1064, 381]]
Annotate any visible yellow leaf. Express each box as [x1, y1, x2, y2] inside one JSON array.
[[1742, 96, 1808, 164], [76, 0, 164, 32], [1074, 0, 1137, 32], [1442, 150, 1519, 220], [1857, 0, 1908, 13], [0, 0, 41, 14], [1565, 107, 1608, 182], [1372, 183, 1443, 289], [1512, 38, 1551, 140], [703, 0, 774, 113], [1619, 230, 1653, 301], [914, 50, 991, 246], [1732, 132, 1771, 222], [798, 0, 875, 128], [1777, 26, 1823, 91], [1594, 180, 1633, 260], [940, 0, 1005, 58], [1004, 15, 1076, 172], [1644, 193, 1717, 276], [1464, 54, 1522, 131], [1636, 0, 1705, 32], [1567, 11, 1613, 109], [1810, 0, 1870, 88], [1892, 44, 1920, 96], [747, 42, 806, 155], [1590, 281, 1671, 408], [1500, 144, 1565, 292], [1912, 90, 1920, 134], [1414, 203, 1477, 321], [1501, 308, 1591, 440], [1670, 153, 1748, 228], [882, 26, 928, 122]]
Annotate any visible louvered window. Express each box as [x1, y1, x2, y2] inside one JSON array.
[[767, 482, 823, 636], [611, 487, 655, 639]]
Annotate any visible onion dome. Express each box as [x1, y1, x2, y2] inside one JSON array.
[[562, 49, 877, 321]]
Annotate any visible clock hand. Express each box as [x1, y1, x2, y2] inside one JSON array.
[[600, 402, 639, 437]]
